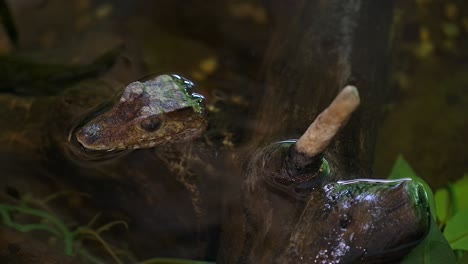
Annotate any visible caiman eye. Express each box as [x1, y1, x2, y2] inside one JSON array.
[[140, 116, 163, 132]]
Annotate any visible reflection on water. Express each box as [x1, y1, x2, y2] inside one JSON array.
[[337, 178, 412, 185]]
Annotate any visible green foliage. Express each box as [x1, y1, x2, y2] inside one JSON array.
[[0, 191, 212, 264], [389, 156, 468, 263], [436, 187, 452, 226], [0, 204, 75, 255], [444, 209, 468, 251], [0, 195, 129, 263], [435, 175, 468, 227], [436, 175, 468, 252]]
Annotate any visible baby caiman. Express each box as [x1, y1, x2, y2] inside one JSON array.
[[0, 73, 219, 260]]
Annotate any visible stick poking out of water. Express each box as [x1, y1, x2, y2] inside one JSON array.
[[295, 85, 360, 157]]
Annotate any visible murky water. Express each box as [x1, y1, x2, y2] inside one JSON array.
[[0, 0, 466, 263]]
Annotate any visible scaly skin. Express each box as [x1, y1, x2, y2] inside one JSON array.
[[75, 74, 207, 151]]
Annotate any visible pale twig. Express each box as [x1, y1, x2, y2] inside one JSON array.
[[295, 85, 360, 156]]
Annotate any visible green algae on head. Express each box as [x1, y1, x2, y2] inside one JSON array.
[[75, 74, 207, 151], [170, 74, 204, 114]]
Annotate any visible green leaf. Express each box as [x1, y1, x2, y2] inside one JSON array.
[[434, 174, 468, 226], [402, 219, 456, 263], [444, 208, 468, 251], [450, 175, 468, 215], [388, 155, 436, 220], [435, 188, 450, 226]]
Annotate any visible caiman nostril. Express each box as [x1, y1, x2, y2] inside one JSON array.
[[76, 123, 102, 146]]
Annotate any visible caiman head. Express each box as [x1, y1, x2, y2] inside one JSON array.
[[74, 74, 207, 151], [279, 176, 430, 263], [218, 87, 430, 263]]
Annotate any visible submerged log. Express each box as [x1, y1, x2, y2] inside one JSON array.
[[218, 1, 430, 263]]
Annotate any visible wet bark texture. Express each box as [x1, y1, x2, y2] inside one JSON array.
[[254, 0, 395, 179]]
